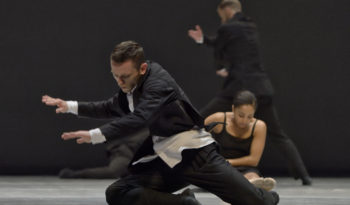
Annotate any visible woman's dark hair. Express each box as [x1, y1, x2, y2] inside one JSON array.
[[233, 90, 257, 110]]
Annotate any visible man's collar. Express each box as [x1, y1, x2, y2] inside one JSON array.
[[226, 12, 249, 23], [135, 60, 151, 90], [128, 86, 137, 95]]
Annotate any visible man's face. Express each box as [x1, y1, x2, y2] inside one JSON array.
[[217, 7, 225, 21], [111, 60, 147, 93], [217, 7, 233, 23]]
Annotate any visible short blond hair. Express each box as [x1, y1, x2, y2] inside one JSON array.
[[218, 0, 242, 12]]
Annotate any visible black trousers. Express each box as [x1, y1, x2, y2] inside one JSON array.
[[200, 96, 310, 179], [105, 144, 277, 205]]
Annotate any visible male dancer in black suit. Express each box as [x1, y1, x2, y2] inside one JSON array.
[[188, 0, 311, 185], [42, 40, 279, 205]]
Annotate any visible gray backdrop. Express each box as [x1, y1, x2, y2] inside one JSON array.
[[0, 0, 349, 176]]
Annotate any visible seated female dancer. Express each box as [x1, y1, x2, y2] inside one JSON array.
[[205, 90, 276, 191]]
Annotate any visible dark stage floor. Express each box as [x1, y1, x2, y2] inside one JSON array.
[[0, 176, 349, 205]]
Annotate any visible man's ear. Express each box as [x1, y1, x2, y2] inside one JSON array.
[[140, 63, 147, 75], [232, 105, 235, 111]]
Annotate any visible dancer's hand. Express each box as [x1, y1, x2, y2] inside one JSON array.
[[61, 130, 92, 144], [216, 68, 229, 77], [188, 25, 203, 42], [42, 95, 68, 113]]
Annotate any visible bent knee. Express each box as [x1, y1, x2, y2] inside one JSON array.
[[105, 184, 143, 205], [105, 184, 124, 205]]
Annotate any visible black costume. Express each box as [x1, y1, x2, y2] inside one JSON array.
[[200, 12, 311, 184], [212, 113, 261, 175], [77, 61, 279, 205]]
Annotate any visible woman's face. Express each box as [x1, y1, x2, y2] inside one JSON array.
[[232, 104, 255, 129]]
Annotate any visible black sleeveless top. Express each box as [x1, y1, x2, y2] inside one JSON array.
[[212, 112, 258, 159]]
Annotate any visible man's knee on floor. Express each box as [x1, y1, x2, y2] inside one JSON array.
[[105, 184, 124, 205], [105, 185, 142, 205]]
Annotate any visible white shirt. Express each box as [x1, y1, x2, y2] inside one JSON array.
[[196, 37, 204, 44]]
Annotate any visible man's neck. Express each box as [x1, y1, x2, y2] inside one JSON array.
[[128, 86, 137, 95]]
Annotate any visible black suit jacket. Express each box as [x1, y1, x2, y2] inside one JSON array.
[[77, 61, 203, 163], [204, 12, 274, 98]]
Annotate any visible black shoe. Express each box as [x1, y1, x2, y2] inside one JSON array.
[[270, 191, 280, 205], [180, 188, 202, 205], [301, 176, 312, 186], [58, 168, 76, 179]]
